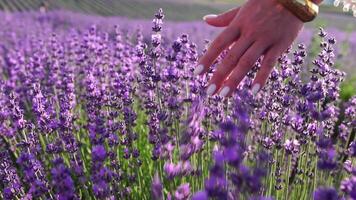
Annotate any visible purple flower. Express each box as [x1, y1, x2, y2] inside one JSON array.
[[151, 173, 163, 200], [174, 183, 190, 200], [192, 191, 208, 200], [164, 162, 179, 178], [343, 160, 353, 173], [284, 139, 300, 154], [348, 142, 356, 157], [338, 123, 349, 142], [51, 158, 77, 200], [204, 175, 227, 199], [313, 187, 339, 200], [340, 176, 356, 199], [92, 180, 110, 199], [0, 143, 23, 200], [17, 153, 48, 197], [92, 145, 106, 162], [317, 149, 338, 171]]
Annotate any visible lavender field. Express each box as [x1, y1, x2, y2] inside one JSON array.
[[0, 8, 355, 200]]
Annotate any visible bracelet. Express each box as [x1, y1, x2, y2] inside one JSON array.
[[277, 0, 319, 22]]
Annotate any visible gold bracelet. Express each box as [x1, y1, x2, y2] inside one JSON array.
[[277, 0, 319, 22]]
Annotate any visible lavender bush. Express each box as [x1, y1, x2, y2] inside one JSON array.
[[0, 9, 355, 200]]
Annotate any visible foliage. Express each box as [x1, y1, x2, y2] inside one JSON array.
[[0, 9, 355, 200]]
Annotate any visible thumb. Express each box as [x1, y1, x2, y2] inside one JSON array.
[[203, 7, 240, 27]]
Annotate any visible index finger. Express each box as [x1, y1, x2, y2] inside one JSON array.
[[193, 25, 240, 75]]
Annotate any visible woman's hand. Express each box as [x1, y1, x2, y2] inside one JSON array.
[[194, 0, 304, 97]]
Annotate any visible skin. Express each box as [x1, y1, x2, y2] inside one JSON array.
[[195, 0, 323, 97]]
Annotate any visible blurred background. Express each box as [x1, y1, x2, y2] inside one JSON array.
[[0, 0, 355, 98], [0, 0, 353, 22]]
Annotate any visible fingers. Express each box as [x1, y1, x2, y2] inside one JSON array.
[[193, 26, 240, 76], [216, 41, 269, 97], [203, 7, 240, 27], [251, 45, 286, 94], [206, 39, 253, 94]]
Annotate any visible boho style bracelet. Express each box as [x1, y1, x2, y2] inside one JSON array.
[[277, 0, 319, 22]]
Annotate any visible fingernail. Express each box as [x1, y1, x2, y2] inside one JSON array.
[[206, 84, 217, 96], [193, 64, 204, 75], [203, 14, 217, 21], [251, 84, 261, 95], [219, 86, 230, 98]]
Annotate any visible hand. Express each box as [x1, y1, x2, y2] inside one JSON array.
[[194, 0, 304, 97]]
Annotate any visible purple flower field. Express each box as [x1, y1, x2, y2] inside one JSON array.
[[0, 9, 355, 200]]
